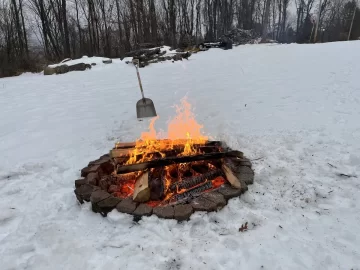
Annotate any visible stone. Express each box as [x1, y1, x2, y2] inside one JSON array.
[[81, 164, 102, 177], [239, 178, 249, 193], [88, 156, 114, 174], [90, 190, 111, 203], [92, 195, 120, 216], [191, 195, 217, 212], [200, 191, 226, 209], [81, 166, 91, 177], [230, 157, 252, 168], [74, 184, 99, 203], [217, 184, 243, 199], [153, 205, 174, 219], [116, 198, 137, 214], [237, 166, 254, 185], [44, 66, 56, 75], [133, 204, 153, 217], [91, 63, 97, 66], [239, 159, 252, 168], [86, 172, 99, 185], [174, 204, 193, 221], [97, 196, 121, 209], [102, 59, 113, 64], [75, 178, 87, 188], [99, 177, 110, 191], [108, 185, 118, 194]]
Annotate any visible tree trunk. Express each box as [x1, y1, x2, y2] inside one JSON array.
[[62, 0, 71, 58], [262, 0, 271, 41]]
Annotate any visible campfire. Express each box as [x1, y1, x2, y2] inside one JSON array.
[[74, 98, 254, 221]]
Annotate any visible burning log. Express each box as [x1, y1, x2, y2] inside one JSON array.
[[117, 150, 244, 174], [114, 140, 223, 150], [171, 181, 213, 203], [110, 141, 224, 158], [149, 168, 165, 200], [133, 172, 150, 203], [169, 169, 223, 192]]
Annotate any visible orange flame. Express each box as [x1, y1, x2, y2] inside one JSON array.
[[123, 97, 208, 165]]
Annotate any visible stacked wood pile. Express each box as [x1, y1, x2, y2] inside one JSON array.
[[220, 28, 259, 46], [122, 47, 192, 68]]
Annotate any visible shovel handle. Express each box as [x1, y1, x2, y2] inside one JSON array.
[[133, 59, 145, 100]]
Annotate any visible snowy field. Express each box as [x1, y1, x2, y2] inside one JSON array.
[[1, 41, 360, 270]]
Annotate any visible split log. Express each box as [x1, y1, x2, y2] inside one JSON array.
[[222, 163, 241, 189], [117, 150, 244, 174], [133, 172, 150, 203]]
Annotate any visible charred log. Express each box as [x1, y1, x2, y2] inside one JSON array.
[[116, 151, 244, 174], [169, 169, 223, 192], [171, 181, 213, 203], [149, 168, 165, 200]]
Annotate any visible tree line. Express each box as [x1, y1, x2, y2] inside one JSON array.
[[0, 0, 359, 77]]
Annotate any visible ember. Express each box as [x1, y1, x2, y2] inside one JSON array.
[[74, 98, 255, 221]]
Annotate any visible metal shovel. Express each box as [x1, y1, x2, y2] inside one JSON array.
[[132, 59, 157, 119]]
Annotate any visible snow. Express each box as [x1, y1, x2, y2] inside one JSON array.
[[1, 41, 360, 270], [48, 55, 112, 68]]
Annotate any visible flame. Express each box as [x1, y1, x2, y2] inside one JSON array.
[[123, 97, 208, 165], [112, 97, 224, 204]]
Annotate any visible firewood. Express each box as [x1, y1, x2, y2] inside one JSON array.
[[110, 144, 222, 158], [113, 140, 223, 150], [149, 167, 165, 200], [133, 172, 150, 203], [222, 163, 241, 189], [117, 151, 244, 174], [169, 169, 223, 192]]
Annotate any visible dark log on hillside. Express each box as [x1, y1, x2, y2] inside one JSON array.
[[125, 47, 161, 58]]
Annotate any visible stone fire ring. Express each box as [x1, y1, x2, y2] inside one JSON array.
[[74, 154, 254, 222]]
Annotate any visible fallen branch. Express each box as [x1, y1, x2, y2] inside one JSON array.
[[337, 173, 357, 178], [239, 222, 248, 232]]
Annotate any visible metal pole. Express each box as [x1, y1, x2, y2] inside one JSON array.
[[348, 4, 357, 41], [314, 0, 322, 43]]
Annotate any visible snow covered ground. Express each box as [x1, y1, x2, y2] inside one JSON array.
[[1, 41, 360, 270]]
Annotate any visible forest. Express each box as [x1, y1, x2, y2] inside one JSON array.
[[0, 0, 359, 77]]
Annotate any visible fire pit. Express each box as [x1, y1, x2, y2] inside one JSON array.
[[74, 98, 254, 221]]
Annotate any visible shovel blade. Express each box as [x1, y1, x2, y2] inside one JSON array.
[[136, 98, 157, 118]]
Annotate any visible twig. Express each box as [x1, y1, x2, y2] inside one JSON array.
[[337, 173, 357, 178], [251, 157, 265, 161], [239, 222, 248, 232], [327, 163, 337, 168]]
